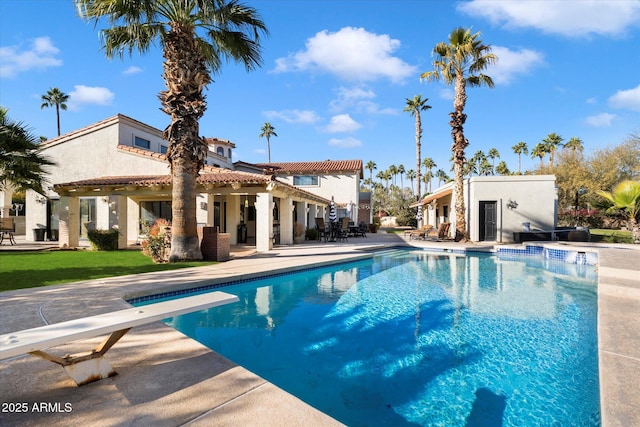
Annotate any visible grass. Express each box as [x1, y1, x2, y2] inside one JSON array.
[[589, 228, 633, 244], [0, 249, 216, 292]]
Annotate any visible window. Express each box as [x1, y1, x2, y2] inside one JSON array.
[[227, 148, 232, 159], [293, 175, 319, 186], [140, 201, 172, 230], [160, 145, 168, 154], [134, 136, 151, 149], [216, 147, 224, 156]]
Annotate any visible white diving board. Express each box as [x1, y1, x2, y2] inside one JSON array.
[[0, 291, 239, 385]]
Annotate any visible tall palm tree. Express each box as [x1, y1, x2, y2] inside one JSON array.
[[259, 122, 277, 162], [404, 95, 431, 200], [531, 142, 546, 169], [487, 147, 500, 174], [422, 157, 436, 193], [365, 160, 377, 190], [495, 160, 510, 176], [40, 87, 69, 136], [472, 150, 486, 176], [388, 164, 398, 187], [512, 141, 528, 174], [376, 170, 386, 188], [436, 169, 448, 187], [597, 180, 640, 243], [542, 132, 563, 168], [564, 136, 584, 153], [406, 169, 416, 195], [0, 108, 55, 195], [397, 164, 405, 190], [421, 27, 497, 241], [76, 0, 267, 261]]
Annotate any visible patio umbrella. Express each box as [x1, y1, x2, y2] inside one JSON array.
[[329, 197, 337, 223], [416, 205, 423, 224]]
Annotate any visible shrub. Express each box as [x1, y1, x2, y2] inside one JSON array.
[[87, 229, 120, 251], [305, 227, 318, 241], [141, 218, 171, 263]]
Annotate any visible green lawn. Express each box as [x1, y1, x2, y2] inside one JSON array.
[[0, 250, 216, 292], [589, 228, 633, 244]]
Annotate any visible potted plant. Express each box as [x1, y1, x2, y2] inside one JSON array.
[[294, 222, 305, 244]]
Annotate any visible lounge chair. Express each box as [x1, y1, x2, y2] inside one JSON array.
[[425, 222, 450, 241], [408, 225, 434, 240]]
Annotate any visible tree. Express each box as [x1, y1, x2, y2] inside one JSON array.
[[40, 87, 69, 137], [0, 108, 55, 195], [487, 147, 500, 174], [77, 0, 267, 261], [597, 180, 640, 243], [422, 157, 436, 193], [531, 142, 546, 169], [512, 141, 528, 174], [365, 160, 377, 190], [259, 122, 277, 163], [404, 95, 431, 200], [388, 164, 398, 187], [436, 169, 449, 187], [421, 27, 497, 241], [397, 164, 405, 190], [406, 169, 416, 195], [564, 136, 584, 153], [472, 150, 486, 176], [542, 132, 563, 168], [495, 160, 510, 176]]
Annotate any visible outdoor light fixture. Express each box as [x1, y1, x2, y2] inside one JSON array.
[[245, 197, 249, 208], [507, 199, 519, 210]]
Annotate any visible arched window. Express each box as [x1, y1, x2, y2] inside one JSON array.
[[216, 147, 224, 156]]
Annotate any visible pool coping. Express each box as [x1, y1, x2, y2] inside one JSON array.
[[0, 234, 638, 426]]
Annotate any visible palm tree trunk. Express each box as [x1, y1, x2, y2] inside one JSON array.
[[267, 136, 271, 162], [160, 23, 210, 261], [415, 112, 422, 200], [55, 104, 61, 136], [451, 75, 469, 241]]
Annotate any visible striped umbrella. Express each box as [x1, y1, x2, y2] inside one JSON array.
[[329, 197, 337, 223], [416, 205, 423, 223]]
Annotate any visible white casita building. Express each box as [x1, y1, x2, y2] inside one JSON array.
[[7, 114, 369, 252], [416, 175, 558, 243]]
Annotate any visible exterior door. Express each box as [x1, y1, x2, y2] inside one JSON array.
[[479, 201, 497, 241]]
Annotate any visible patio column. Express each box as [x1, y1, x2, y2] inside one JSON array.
[[226, 195, 241, 244], [308, 204, 317, 225], [0, 187, 12, 218], [255, 192, 273, 252], [280, 197, 294, 245], [58, 196, 80, 248], [114, 196, 128, 249]]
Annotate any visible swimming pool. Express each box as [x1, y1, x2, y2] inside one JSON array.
[[140, 249, 600, 426]]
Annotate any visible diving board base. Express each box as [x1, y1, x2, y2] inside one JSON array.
[[28, 327, 131, 385]]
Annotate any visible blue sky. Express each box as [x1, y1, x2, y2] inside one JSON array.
[[1, 0, 639, 180]]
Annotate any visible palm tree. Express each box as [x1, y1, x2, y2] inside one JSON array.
[[436, 169, 448, 188], [397, 164, 405, 190], [404, 95, 431, 200], [77, 0, 267, 262], [597, 180, 640, 243], [487, 148, 500, 174], [388, 164, 398, 187], [495, 160, 510, 176], [512, 141, 528, 174], [259, 122, 277, 162], [365, 160, 377, 189], [564, 136, 584, 153], [0, 108, 55, 195], [376, 170, 386, 188], [422, 157, 436, 193], [472, 150, 486, 176], [406, 169, 416, 195], [542, 132, 563, 168], [531, 142, 547, 169], [40, 87, 69, 136], [421, 27, 497, 241]]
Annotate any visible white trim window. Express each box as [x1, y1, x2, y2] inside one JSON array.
[[134, 136, 151, 149], [293, 175, 319, 186]]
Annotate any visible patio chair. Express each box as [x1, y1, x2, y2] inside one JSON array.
[[337, 217, 350, 242], [357, 221, 367, 238], [315, 217, 329, 242], [425, 222, 450, 241], [0, 217, 16, 245], [409, 225, 434, 240]]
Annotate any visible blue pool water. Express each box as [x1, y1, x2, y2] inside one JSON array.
[[142, 250, 600, 426]]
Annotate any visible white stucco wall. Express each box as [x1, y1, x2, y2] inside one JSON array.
[[467, 175, 557, 242]]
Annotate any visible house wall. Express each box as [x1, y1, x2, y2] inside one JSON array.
[[467, 175, 557, 243]]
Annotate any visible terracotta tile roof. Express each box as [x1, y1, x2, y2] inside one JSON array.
[[117, 144, 168, 161], [203, 137, 236, 148], [253, 160, 363, 177]]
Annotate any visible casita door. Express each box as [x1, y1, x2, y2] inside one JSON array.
[[479, 201, 497, 241]]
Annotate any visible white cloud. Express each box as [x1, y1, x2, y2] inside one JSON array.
[[324, 114, 362, 133], [584, 112, 616, 127], [253, 148, 266, 154], [329, 86, 375, 111], [123, 66, 142, 75], [263, 109, 320, 124], [458, 0, 640, 37], [489, 46, 545, 85], [68, 85, 115, 110], [328, 137, 362, 148], [0, 36, 62, 78], [437, 88, 454, 101], [273, 27, 416, 83], [608, 84, 640, 111]]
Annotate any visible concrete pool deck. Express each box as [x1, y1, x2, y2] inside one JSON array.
[[0, 233, 638, 426]]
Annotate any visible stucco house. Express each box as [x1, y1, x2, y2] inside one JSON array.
[[416, 175, 558, 243], [9, 114, 360, 252]]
